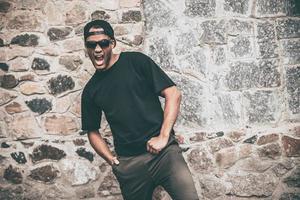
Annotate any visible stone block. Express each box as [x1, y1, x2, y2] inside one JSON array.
[[20, 82, 46, 95], [212, 46, 226, 65], [277, 18, 300, 39], [175, 75, 205, 126], [14, 0, 47, 10], [258, 41, 279, 59], [257, 133, 279, 145], [235, 157, 273, 173], [7, 11, 43, 31], [25, 98, 52, 115], [0, 186, 24, 200], [174, 32, 198, 56], [59, 55, 83, 71], [226, 130, 245, 142], [91, 10, 111, 21], [52, 95, 71, 114], [76, 147, 94, 162], [185, 0, 216, 17], [283, 167, 300, 187], [227, 172, 277, 197], [225, 59, 281, 90], [281, 39, 300, 65], [43, 1, 64, 25], [282, 135, 300, 157], [6, 47, 34, 61], [243, 90, 281, 124], [143, 0, 176, 31], [271, 159, 295, 177], [70, 93, 81, 117], [10, 34, 39, 47], [217, 92, 242, 125], [255, 0, 287, 17], [47, 75, 75, 95], [209, 137, 234, 153], [0, 1, 11, 13], [257, 143, 282, 159], [180, 49, 206, 75], [146, 36, 176, 70], [199, 175, 227, 199], [19, 74, 36, 82], [8, 57, 29, 72], [43, 114, 78, 135], [4, 165, 23, 184], [257, 21, 276, 42], [215, 146, 237, 168], [189, 132, 206, 143], [99, 0, 119, 10], [62, 159, 98, 186], [228, 36, 253, 58], [65, 4, 87, 25], [286, 66, 300, 114], [121, 10, 142, 22], [243, 135, 257, 144], [0, 74, 18, 89], [10, 152, 27, 164], [5, 102, 25, 114], [187, 147, 213, 172], [256, 59, 281, 87], [30, 144, 66, 163], [224, 0, 249, 15], [47, 27, 72, 41], [31, 58, 50, 71], [73, 139, 86, 146], [29, 165, 59, 183], [200, 20, 226, 45], [227, 19, 253, 36], [239, 144, 252, 158], [0, 63, 9, 71], [62, 38, 84, 53], [5, 113, 42, 140]]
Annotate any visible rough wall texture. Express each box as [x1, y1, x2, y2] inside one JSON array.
[[0, 0, 299, 199]]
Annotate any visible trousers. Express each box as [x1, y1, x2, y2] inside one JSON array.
[[112, 138, 199, 200]]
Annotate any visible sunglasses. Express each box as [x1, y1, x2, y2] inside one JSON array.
[[85, 39, 111, 49]]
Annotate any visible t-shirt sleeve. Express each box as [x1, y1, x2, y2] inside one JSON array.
[[137, 53, 176, 95], [81, 87, 102, 132]]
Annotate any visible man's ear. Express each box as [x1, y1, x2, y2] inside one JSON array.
[[112, 39, 116, 48]]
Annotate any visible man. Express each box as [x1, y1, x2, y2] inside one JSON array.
[[81, 19, 199, 200]]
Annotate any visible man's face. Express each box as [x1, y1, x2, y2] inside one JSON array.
[[85, 27, 115, 71]]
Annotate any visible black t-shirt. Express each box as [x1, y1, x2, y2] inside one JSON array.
[[81, 51, 176, 156]]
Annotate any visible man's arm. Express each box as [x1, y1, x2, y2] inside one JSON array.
[[87, 130, 119, 165], [147, 86, 181, 154]]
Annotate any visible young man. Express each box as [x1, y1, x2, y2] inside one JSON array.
[[81, 20, 199, 200]]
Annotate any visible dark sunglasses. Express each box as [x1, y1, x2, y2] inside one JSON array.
[[85, 39, 111, 49]]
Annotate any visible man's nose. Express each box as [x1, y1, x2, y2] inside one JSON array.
[[95, 44, 102, 52]]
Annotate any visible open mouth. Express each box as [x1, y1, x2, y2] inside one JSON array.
[[94, 54, 104, 65]]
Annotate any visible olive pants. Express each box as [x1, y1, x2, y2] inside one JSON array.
[[112, 141, 199, 200]]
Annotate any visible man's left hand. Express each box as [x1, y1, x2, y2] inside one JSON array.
[[147, 135, 169, 154]]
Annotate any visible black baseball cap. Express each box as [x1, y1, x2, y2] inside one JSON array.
[[83, 20, 115, 41]]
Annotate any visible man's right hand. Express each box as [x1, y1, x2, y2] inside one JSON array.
[[109, 156, 120, 166]]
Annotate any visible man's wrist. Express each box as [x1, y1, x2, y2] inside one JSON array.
[[159, 133, 170, 140]]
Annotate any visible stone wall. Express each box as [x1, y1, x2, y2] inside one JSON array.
[[0, 0, 299, 199]]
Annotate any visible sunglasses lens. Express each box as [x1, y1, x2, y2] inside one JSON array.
[[99, 39, 110, 48], [86, 39, 111, 49], [86, 42, 97, 49]]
